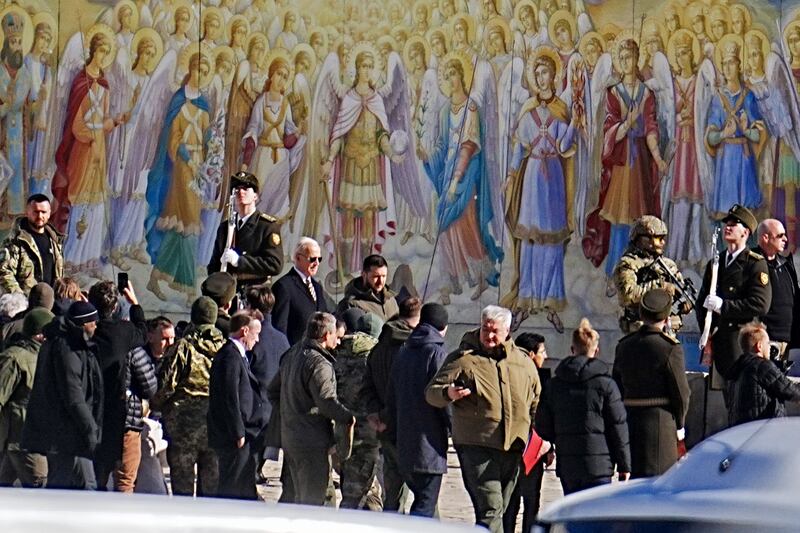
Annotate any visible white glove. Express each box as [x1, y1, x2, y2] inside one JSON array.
[[703, 295, 723, 313], [676, 428, 686, 441], [222, 249, 240, 267]]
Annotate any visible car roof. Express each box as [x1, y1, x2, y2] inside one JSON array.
[[0, 489, 482, 533], [538, 418, 800, 528]]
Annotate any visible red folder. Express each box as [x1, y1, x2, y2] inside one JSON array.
[[523, 429, 548, 474]]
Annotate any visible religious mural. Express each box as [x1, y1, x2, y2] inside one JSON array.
[[0, 0, 799, 333]]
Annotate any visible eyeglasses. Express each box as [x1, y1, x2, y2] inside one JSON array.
[[304, 256, 322, 263]]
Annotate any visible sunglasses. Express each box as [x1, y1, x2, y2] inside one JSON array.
[[304, 256, 322, 263]]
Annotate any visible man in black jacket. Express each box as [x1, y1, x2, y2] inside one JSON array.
[[536, 319, 630, 495], [728, 322, 800, 426], [267, 312, 354, 505], [22, 301, 103, 490], [208, 310, 266, 500], [88, 280, 147, 491], [385, 303, 450, 517], [272, 237, 329, 345], [755, 219, 800, 360]]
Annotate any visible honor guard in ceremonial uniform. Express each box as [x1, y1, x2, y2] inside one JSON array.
[[613, 288, 691, 478], [696, 205, 772, 389], [208, 172, 284, 293], [612, 216, 691, 333]]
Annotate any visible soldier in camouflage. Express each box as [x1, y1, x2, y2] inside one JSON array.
[[151, 297, 225, 496], [0, 195, 63, 294], [334, 317, 383, 511], [612, 216, 691, 333]]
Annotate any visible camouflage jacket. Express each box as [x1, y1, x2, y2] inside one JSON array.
[[0, 218, 64, 295], [613, 246, 683, 329], [334, 332, 379, 446], [152, 324, 225, 414]]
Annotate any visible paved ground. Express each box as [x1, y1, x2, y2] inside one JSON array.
[[256, 445, 564, 531]]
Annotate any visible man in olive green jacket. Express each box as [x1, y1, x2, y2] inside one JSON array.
[[426, 305, 540, 533], [0, 307, 54, 487]]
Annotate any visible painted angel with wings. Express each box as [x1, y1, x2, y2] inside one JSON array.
[[420, 51, 503, 304], [500, 48, 577, 331], [744, 29, 800, 251], [780, 21, 800, 250], [662, 29, 715, 267], [310, 42, 408, 278]]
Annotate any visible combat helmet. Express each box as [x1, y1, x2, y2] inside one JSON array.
[[630, 215, 668, 242]]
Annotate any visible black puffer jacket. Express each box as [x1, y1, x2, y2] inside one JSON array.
[[364, 318, 414, 413], [22, 316, 104, 458], [536, 355, 630, 483], [727, 353, 800, 426], [123, 345, 158, 431]]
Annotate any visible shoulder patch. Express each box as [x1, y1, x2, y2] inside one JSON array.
[[748, 250, 764, 261], [260, 213, 277, 222], [760, 272, 769, 286], [660, 331, 680, 345], [270, 233, 281, 246]]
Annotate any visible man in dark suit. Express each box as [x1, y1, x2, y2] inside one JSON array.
[[208, 310, 267, 500], [696, 204, 772, 390], [208, 172, 284, 293], [272, 237, 329, 345]]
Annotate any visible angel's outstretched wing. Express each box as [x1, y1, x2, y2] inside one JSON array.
[[644, 51, 676, 161], [267, 16, 282, 48], [121, 50, 178, 200], [417, 66, 447, 157], [472, 58, 504, 239], [40, 31, 86, 183], [379, 52, 428, 218], [764, 51, 800, 162], [298, 52, 345, 238], [498, 57, 529, 183], [694, 58, 717, 204], [575, 0, 594, 37]]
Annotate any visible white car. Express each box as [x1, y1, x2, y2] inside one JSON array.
[[0, 489, 482, 533], [535, 418, 800, 532]]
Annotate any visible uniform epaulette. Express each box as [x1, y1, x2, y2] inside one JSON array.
[[748, 250, 764, 261], [260, 213, 277, 222], [660, 331, 680, 345]]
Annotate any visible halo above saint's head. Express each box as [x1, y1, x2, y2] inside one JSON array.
[[437, 49, 474, 98], [84, 23, 117, 69], [784, 20, 800, 51], [514, 0, 539, 30], [705, 4, 731, 41], [131, 28, 164, 71], [548, 9, 577, 48], [212, 45, 236, 85], [279, 6, 300, 29], [307, 26, 328, 52], [642, 18, 667, 51], [227, 14, 250, 43], [743, 29, 771, 72], [0, 4, 34, 56], [169, 0, 195, 32], [485, 17, 512, 52], [730, 3, 752, 33], [403, 35, 431, 68], [427, 27, 449, 55], [201, 6, 223, 34], [714, 33, 743, 73], [578, 31, 607, 58], [113, 0, 139, 32], [292, 43, 317, 76], [346, 40, 381, 86], [413, 0, 431, 23], [448, 13, 477, 46], [246, 31, 270, 66], [667, 28, 701, 73], [662, 2, 684, 29], [528, 45, 563, 91], [31, 12, 57, 47], [686, 1, 708, 24], [178, 42, 214, 88], [612, 29, 638, 74], [264, 47, 294, 84]]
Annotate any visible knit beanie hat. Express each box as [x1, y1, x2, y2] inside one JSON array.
[[68, 301, 98, 325], [420, 303, 449, 331], [356, 313, 383, 337], [341, 307, 365, 334], [23, 307, 55, 336], [29, 282, 55, 311], [191, 296, 218, 326]]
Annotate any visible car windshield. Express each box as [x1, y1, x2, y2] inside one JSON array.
[[536, 521, 797, 533]]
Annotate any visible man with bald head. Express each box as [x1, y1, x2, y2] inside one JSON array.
[[272, 237, 330, 345], [755, 219, 798, 360]]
